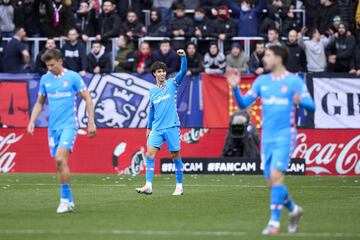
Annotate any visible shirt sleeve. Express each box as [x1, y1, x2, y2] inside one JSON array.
[[147, 97, 154, 129], [72, 72, 87, 92], [173, 56, 187, 87], [233, 77, 261, 109], [38, 77, 47, 96], [294, 76, 315, 112]]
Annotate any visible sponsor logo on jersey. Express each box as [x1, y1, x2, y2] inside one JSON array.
[[262, 96, 289, 105], [47, 91, 72, 98], [153, 93, 171, 104]]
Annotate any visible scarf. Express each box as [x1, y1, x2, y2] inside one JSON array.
[[52, 2, 63, 27]]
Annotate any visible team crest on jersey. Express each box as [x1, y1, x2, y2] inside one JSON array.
[[62, 80, 69, 87], [281, 85, 288, 93], [162, 85, 167, 91], [78, 74, 155, 128]]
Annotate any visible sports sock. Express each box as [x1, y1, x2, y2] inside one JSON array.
[[270, 185, 287, 225], [60, 183, 73, 202], [174, 158, 183, 185], [284, 186, 295, 213], [145, 158, 155, 186]]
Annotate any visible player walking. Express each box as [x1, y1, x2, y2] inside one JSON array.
[[27, 49, 96, 213], [227, 46, 315, 235], [136, 49, 187, 196]]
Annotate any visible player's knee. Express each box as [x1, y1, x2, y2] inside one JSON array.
[[146, 152, 155, 159], [55, 158, 67, 171], [269, 169, 284, 185], [171, 151, 180, 160]]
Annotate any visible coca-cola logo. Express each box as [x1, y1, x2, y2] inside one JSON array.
[[293, 133, 360, 175], [0, 133, 23, 173], [181, 129, 209, 144]]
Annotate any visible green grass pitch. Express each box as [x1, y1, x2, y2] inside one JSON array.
[[0, 174, 359, 240]]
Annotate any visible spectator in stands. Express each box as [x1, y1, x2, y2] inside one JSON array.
[[35, 38, 57, 75], [281, 5, 301, 37], [147, 8, 168, 37], [326, 22, 356, 72], [40, 0, 72, 37], [226, 0, 265, 37], [298, 27, 334, 72], [213, 5, 237, 41], [177, 0, 200, 10], [114, 34, 135, 73], [226, 42, 248, 73], [73, 0, 97, 42], [133, 41, 152, 74], [61, 28, 87, 76], [120, 10, 146, 40], [316, 0, 339, 34], [302, 0, 321, 28], [152, 40, 179, 75], [200, 0, 226, 19], [0, 0, 15, 37], [331, 15, 342, 32], [248, 40, 266, 75], [14, 0, 40, 38], [2, 27, 31, 73], [116, 0, 142, 22], [286, 29, 306, 73], [204, 42, 226, 74], [87, 41, 111, 74], [265, 27, 283, 48], [194, 7, 214, 38], [185, 42, 204, 76], [96, 0, 121, 50], [152, 0, 177, 21], [169, 4, 194, 38], [349, 41, 360, 76]]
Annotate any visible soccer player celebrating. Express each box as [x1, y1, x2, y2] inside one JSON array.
[[136, 49, 187, 196], [227, 46, 315, 235], [27, 49, 96, 213]]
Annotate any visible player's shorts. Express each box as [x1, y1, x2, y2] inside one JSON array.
[[147, 126, 181, 152], [261, 140, 294, 179], [48, 128, 77, 157]]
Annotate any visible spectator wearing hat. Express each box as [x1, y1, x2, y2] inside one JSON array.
[[326, 22, 356, 72], [185, 42, 204, 76], [87, 41, 111, 74], [204, 42, 226, 74], [35, 38, 57, 75], [286, 29, 306, 73], [194, 7, 214, 38], [248, 40, 266, 75], [226, 42, 248, 73]]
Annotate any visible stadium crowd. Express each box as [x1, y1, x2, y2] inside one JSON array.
[[0, 0, 359, 75]]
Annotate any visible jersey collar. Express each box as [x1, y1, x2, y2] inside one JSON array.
[[51, 68, 68, 79], [271, 71, 289, 81]]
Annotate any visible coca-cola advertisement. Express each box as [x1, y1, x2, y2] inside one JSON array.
[[0, 128, 359, 176]]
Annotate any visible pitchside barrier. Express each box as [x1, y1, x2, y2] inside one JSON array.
[[0, 73, 359, 175]]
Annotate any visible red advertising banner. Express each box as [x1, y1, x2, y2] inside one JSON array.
[[0, 128, 359, 176]]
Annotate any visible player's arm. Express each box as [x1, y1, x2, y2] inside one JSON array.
[[27, 94, 46, 135], [173, 49, 187, 86], [226, 69, 258, 109], [293, 77, 315, 112], [147, 101, 154, 139], [79, 90, 96, 137]]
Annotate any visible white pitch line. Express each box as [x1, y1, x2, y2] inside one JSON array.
[[0, 229, 359, 238]]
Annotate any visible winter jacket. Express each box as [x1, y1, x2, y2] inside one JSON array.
[[132, 50, 152, 73], [87, 47, 111, 74], [120, 20, 146, 39], [248, 52, 264, 74], [168, 15, 194, 37], [350, 44, 360, 70], [226, 0, 265, 37], [194, 16, 214, 38], [61, 41, 87, 72], [213, 18, 237, 38], [286, 42, 307, 73], [14, 2, 40, 36], [204, 51, 226, 74], [226, 52, 248, 73], [152, 49, 179, 74], [147, 9, 168, 37], [73, 9, 97, 37], [97, 11, 121, 40], [35, 48, 49, 75], [200, 0, 226, 18], [115, 43, 135, 72], [0, 4, 15, 32], [187, 53, 204, 75], [40, 0, 72, 37], [326, 34, 356, 70], [337, 0, 354, 29], [316, 3, 339, 34]]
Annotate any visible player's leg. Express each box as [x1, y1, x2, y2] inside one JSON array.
[[136, 130, 163, 194], [164, 127, 183, 195]]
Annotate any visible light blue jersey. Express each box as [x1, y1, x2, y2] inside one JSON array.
[[38, 69, 87, 131], [147, 56, 187, 131]]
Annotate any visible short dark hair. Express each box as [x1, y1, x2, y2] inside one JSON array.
[[175, 3, 185, 10], [267, 45, 289, 64], [159, 39, 171, 46], [256, 40, 265, 46], [151, 61, 167, 76], [268, 27, 279, 34], [195, 7, 205, 13], [308, 27, 318, 39], [41, 49, 63, 62], [92, 40, 102, 46], [127, 9, 137, 15], [186, 42, 197, 49]]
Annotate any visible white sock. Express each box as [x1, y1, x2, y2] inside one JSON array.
[[289, 205, 299, 216], [145, 182, 152, 188], [268, 220, 280, 228], [176, 183, 183, 189]]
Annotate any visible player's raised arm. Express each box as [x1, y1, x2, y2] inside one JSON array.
[[226, 69, 258, 109], [174, 49, 187, 86], [27, 94, 46, 135], [293, 77, 315, 112]]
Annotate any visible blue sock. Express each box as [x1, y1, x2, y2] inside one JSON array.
[[284, 186, 295, 212], [174, 158, 183, 184], [60, 183, 73, 202], [270, 185, 287, 224], [146, 158, 155, 183]]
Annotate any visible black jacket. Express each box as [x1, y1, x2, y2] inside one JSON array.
[[14, 1, 41, 36], [146, 9, 168, 37], [35, 48, 49, 75], [327, 34, 356, 69], [316, 3, 339, 34], [73, 9, 97, 37], [213, 18, 237, 38], [286, 42, 307, 73], [61, 41, 87, 72], [187, 53, 204, 75], [120, 20, 146, 39], [168, 16, 194, 37], [194, 17, 214, 38], [350, 44, 360, 70], [152, 49, 179, 74], [248, 52, 264, 74], [87, 49, 111, 74], [97, 11, 121, 40]]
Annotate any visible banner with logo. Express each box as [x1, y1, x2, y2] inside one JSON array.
[[1, 128, 359, 176], [308, 73, 360, 129]]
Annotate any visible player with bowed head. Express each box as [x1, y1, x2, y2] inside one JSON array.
[[136, 49, 187, 196], [27, 49, 96, 213], [226, 46, 315, 235]]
